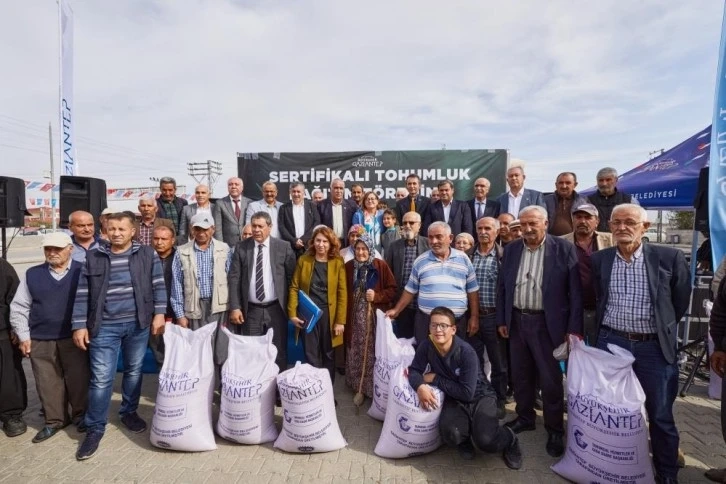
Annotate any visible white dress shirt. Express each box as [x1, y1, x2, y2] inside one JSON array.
[[508, 191, 524, 217], [292, 203, 305, 239], [249, 238, 277, 304]]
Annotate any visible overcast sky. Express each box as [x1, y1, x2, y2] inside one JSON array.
[[0, 0, 722, 197]]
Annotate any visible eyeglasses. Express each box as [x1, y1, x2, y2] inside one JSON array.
[[609, 220, 643, 228], [401, 221, 419, 225], [429, 323, 455, 331]]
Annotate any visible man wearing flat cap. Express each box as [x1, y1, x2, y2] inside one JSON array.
[[171, 212, 232, 364], [10, 232, 89, 443], [561, 203, 613, 345]]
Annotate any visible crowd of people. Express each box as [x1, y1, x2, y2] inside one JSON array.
[[0, 167, 691, 483]]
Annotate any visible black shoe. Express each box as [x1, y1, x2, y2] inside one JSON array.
[[76, 431, 103, 461], [502, 428, 523, 470], [704, 468, 726, 483], [496, 400, 506, 420], [2, 417, 27, 437], [120, 412, 147, 433], [457, 440, 475, 460], [504, 418, 535, 434], [32, 426, 61, 443], [546, 431, 565, 458]]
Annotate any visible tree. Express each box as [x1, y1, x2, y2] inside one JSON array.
[[669, 211, 695, 230]]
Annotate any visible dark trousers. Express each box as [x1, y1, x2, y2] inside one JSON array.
[[30, 338, 89, 428], [0, 337, 27, 421], [510, 311, 564, 433], [439, 395, 513, 453], [303, 309, 335, 383], [245, 302, 288, 372], [470, 313, 507, 402], [414, 310, 465, 346], [395, 306, 416, 339], [583, 309, 598, 346], [598, 328, 679, 480], [148, 332, 165, 368]]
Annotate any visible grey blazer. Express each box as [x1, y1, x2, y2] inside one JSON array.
[[227, 236, 297, 321], [213, 195, 252, 247], [177, 203, 215, 245]]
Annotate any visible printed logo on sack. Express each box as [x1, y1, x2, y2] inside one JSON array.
[[398, 416, 411, 432], [284, 409, 292, 424], [574, 428, 588, 450], [156, 441, 171, 448], [374, 384, 381, 398], [298, 446, 315, 452]]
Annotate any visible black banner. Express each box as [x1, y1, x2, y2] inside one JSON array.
[[237, 149, 508, 202]]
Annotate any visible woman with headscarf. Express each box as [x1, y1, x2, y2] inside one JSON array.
[[340, 224, 383, 263], [344, 234, 397, 402], [288, 226, 347, 382], [352, 191, 384, 252]]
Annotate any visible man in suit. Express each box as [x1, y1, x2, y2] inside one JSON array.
[[156, 177, 188, 235], [317, 178, 356, 247], [496, 166, 544, 216], [543, 172, 588, 236], [177, 184, 214, 245], [561, 203, 613, 345], [279, 181, 321, 258], [213, 177, 252, 247], [496, 205, 582, 458], [423, 180, 473, 238], [384, 211, 429, 339], [591, 203, 689, 484], [228, 211, 296, 372], [467, 177, 501, 237], [245, 181, 283, 238], [395, 173, 430, 223]]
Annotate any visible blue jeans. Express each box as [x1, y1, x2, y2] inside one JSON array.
[[85, 321, 149, 434], [597, 328, 679, 480]]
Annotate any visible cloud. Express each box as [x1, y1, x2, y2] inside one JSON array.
[[0, 0, 721, 197]]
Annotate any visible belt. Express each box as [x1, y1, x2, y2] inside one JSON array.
[[249, 300, 278, 309], [602, 326, 658, 342], [513, 308, 545, 315], [480, 307, 496, 316]]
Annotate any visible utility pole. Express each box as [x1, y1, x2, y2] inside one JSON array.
[[187, 160, 223, 195]]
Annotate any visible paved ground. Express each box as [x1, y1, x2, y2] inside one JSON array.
[[0, 361, 722, 484]]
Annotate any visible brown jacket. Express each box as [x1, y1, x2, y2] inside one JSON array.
[[561, 231, 614, 250], [344, 258, 397, 347]]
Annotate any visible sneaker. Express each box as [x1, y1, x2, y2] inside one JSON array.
[[457, 440, 475, 460], [503, 428, 523, 470], [3, 417, 27, 437], [120, 412, 147, 433], [76, 431, 103, 460]]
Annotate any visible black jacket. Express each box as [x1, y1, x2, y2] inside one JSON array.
[[0, 259, 20, 338]]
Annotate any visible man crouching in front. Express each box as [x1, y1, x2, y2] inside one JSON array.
[[407, 306, 522, 468]]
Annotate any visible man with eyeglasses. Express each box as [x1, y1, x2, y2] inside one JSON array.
[[386, 221, 479, 345], [496, 205, 582, 458], [384, 211, 429, 338], [408, 306, 522, 467], [591, 203, 689, 484]]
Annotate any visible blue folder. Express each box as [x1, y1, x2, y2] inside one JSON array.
[[298, 290, 322, 334]]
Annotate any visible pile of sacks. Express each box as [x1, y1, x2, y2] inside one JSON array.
[[149, 323, 346, 453]]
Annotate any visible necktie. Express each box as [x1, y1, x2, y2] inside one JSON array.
[[409, 196, 416, 213], [477, 202, 483, 219], [255, 244, 265, 301], [234, 199, 241, 220]]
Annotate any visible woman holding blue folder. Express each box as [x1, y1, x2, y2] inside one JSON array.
[[288, 226, 348, 382]]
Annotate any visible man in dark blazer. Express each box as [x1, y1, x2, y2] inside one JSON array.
[[496, 166, 544, 216], [591, 203, 689, 484], [278, 182, 321, 257], [213, 177, 252, 247], [317, 178, 356, 247], [228, 211, 296, 371], [395, 173, 430, 223], [496, 205, 582, 458], [467, 177, 501, 237], [542, 172, 588, 236], [156, 176, 189, 235], [384, 211, 429, 339], [423, 180, 473, 238]]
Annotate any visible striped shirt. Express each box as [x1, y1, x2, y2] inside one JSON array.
[[472, 246, 499, 308], [514, 238, 545, 311], [102, 249, 138, 324], [405, 248, 478, 318], [603, 245, 655, 333]]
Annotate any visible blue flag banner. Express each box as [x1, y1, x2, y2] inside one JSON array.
[[710, 3, 726, 270]]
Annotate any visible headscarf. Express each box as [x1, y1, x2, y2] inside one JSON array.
[[348, 224, 366, 237], [353, 233, 375, 291]]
